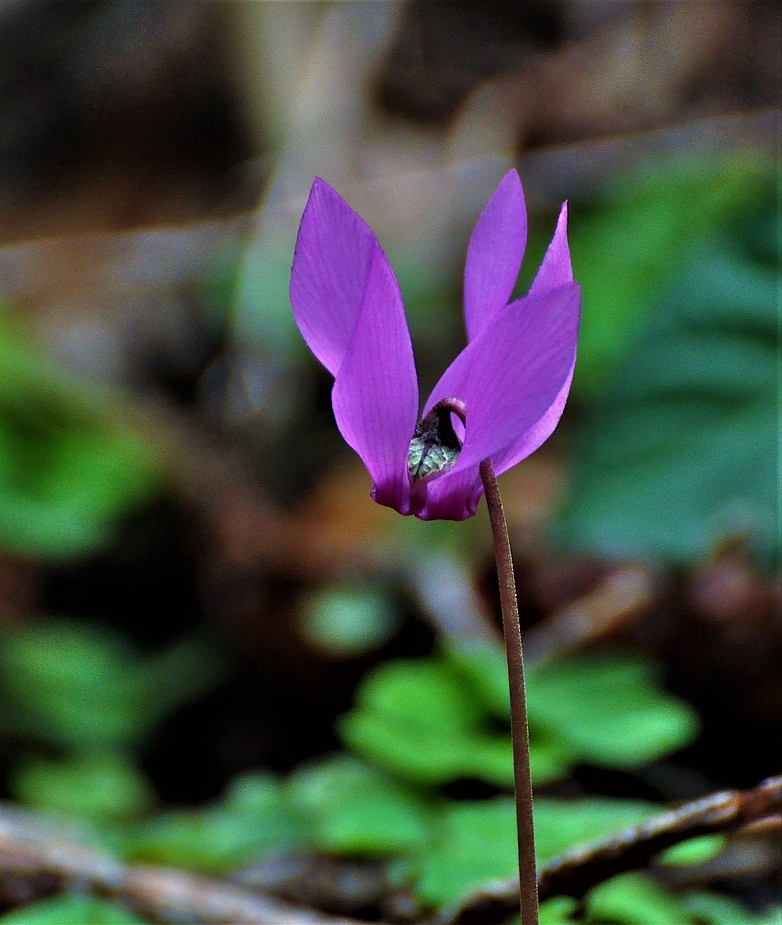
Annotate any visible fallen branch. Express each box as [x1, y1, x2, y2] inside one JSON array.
[[3, 776, 779, 925], [445, 774, 782, 925], [0, 805, 369, 925]]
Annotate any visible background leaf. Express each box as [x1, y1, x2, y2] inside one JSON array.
[[586, 872, 693, 925], [412, 796, 656, 908], [286, 754, 431, 854], [0, 895, 149, 925], [563, 155, 772, 396], [557, 177, 779, 566], [126, 772, 305, 871], [526, 651, 700, 769], [0, 619, 225, 751], [9, 752, 154, 822], [338, 657, 515, 786], [0, 315, 160, 559]]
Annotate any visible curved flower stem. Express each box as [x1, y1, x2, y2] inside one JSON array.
[[480, 459, 538, 925]]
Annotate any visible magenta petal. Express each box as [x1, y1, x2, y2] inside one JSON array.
[[290, 177, 380, 376], [490, 358, 576, 476], [528, 202, 573, 297], [475, 202, 576, 475], [463, 170, 527, 342], [416, 465, 484, 521], [331, 245, 418, 514], [429, 282, 581, 474]]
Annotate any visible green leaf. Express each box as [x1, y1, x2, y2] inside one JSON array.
[[338, 658, 516, 785], [446, 641, 511, 717], [447, 644, 578, 785], [0, 619, 225, 751], [534, 798, 657, 865], [527, 652, 699, 769], [0, 895, 149, 924], [563, 154, 772, 395], [557, 186, 780, 566], [0, 620, 144, 749], [340, 706, 515, 787], [350, 658, 484, 732], [9, 752, 154, 822], [286, 754, 430, 854], [540, 896, 579, 925], [682, 892, 782, 925], [658, 834, 725, 867], [297, 584, 401, 657], [0, 315, 159, 559], [126, 772, 305, 871], [586, 872, 693, 924], [412, 796, 656, 908], [413, 797, 518, 907], [342, 648, 695, 789]]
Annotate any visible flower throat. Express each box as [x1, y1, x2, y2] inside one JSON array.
[[407, 397, 466, 483]]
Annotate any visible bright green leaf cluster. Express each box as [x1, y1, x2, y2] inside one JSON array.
[[285, 753, 430, 854], [340, 645, 698, 789], [413, 797, 659, 908], [526, 651, 699, 769], [338, 655, 514, 786]]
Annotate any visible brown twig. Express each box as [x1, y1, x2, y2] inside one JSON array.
[[0, 805, 370, 925], [445, 774, 782, 925]]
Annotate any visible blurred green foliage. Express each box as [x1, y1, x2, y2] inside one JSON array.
[[286, 753, 431, 855], [116, 646, 701, 909], [0, 314, 160, 559], [0, 619, 225, 753], [658, 833, 726, 867], [407, 795, 658, 908], [0, 618, 225, 823], [125, 772, 306, 870], [0, 615, 775, 922], [585, 871, 704, 925], [566, 154, 772, 396], [339, 654, 517, 786], [558, 163, 779, 565], [10, 751, 155, 822], [297, 583, 402, 657], [0, 896, 150, 925], [681, 892, 782, 925]]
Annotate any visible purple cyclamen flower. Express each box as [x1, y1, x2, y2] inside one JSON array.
[[290, 169, 581, 521]]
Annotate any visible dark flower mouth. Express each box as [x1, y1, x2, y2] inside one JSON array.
[[407, 397, 466, 483]]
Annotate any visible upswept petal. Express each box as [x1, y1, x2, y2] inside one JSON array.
[[428, 283, 581, 475], [290, 177, 380, 376], [463, 170, 527, 342], [527, 202, 572, 297], [489, 358, 575, 476], [331, 245, 419, 514], [423, 196, 569, 423], [482, 202, 575, 476]]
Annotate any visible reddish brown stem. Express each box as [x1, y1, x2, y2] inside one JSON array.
[[480, 459, 538, 925]]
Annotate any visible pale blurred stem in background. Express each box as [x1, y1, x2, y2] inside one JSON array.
[[480, 459, 539, 925]]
